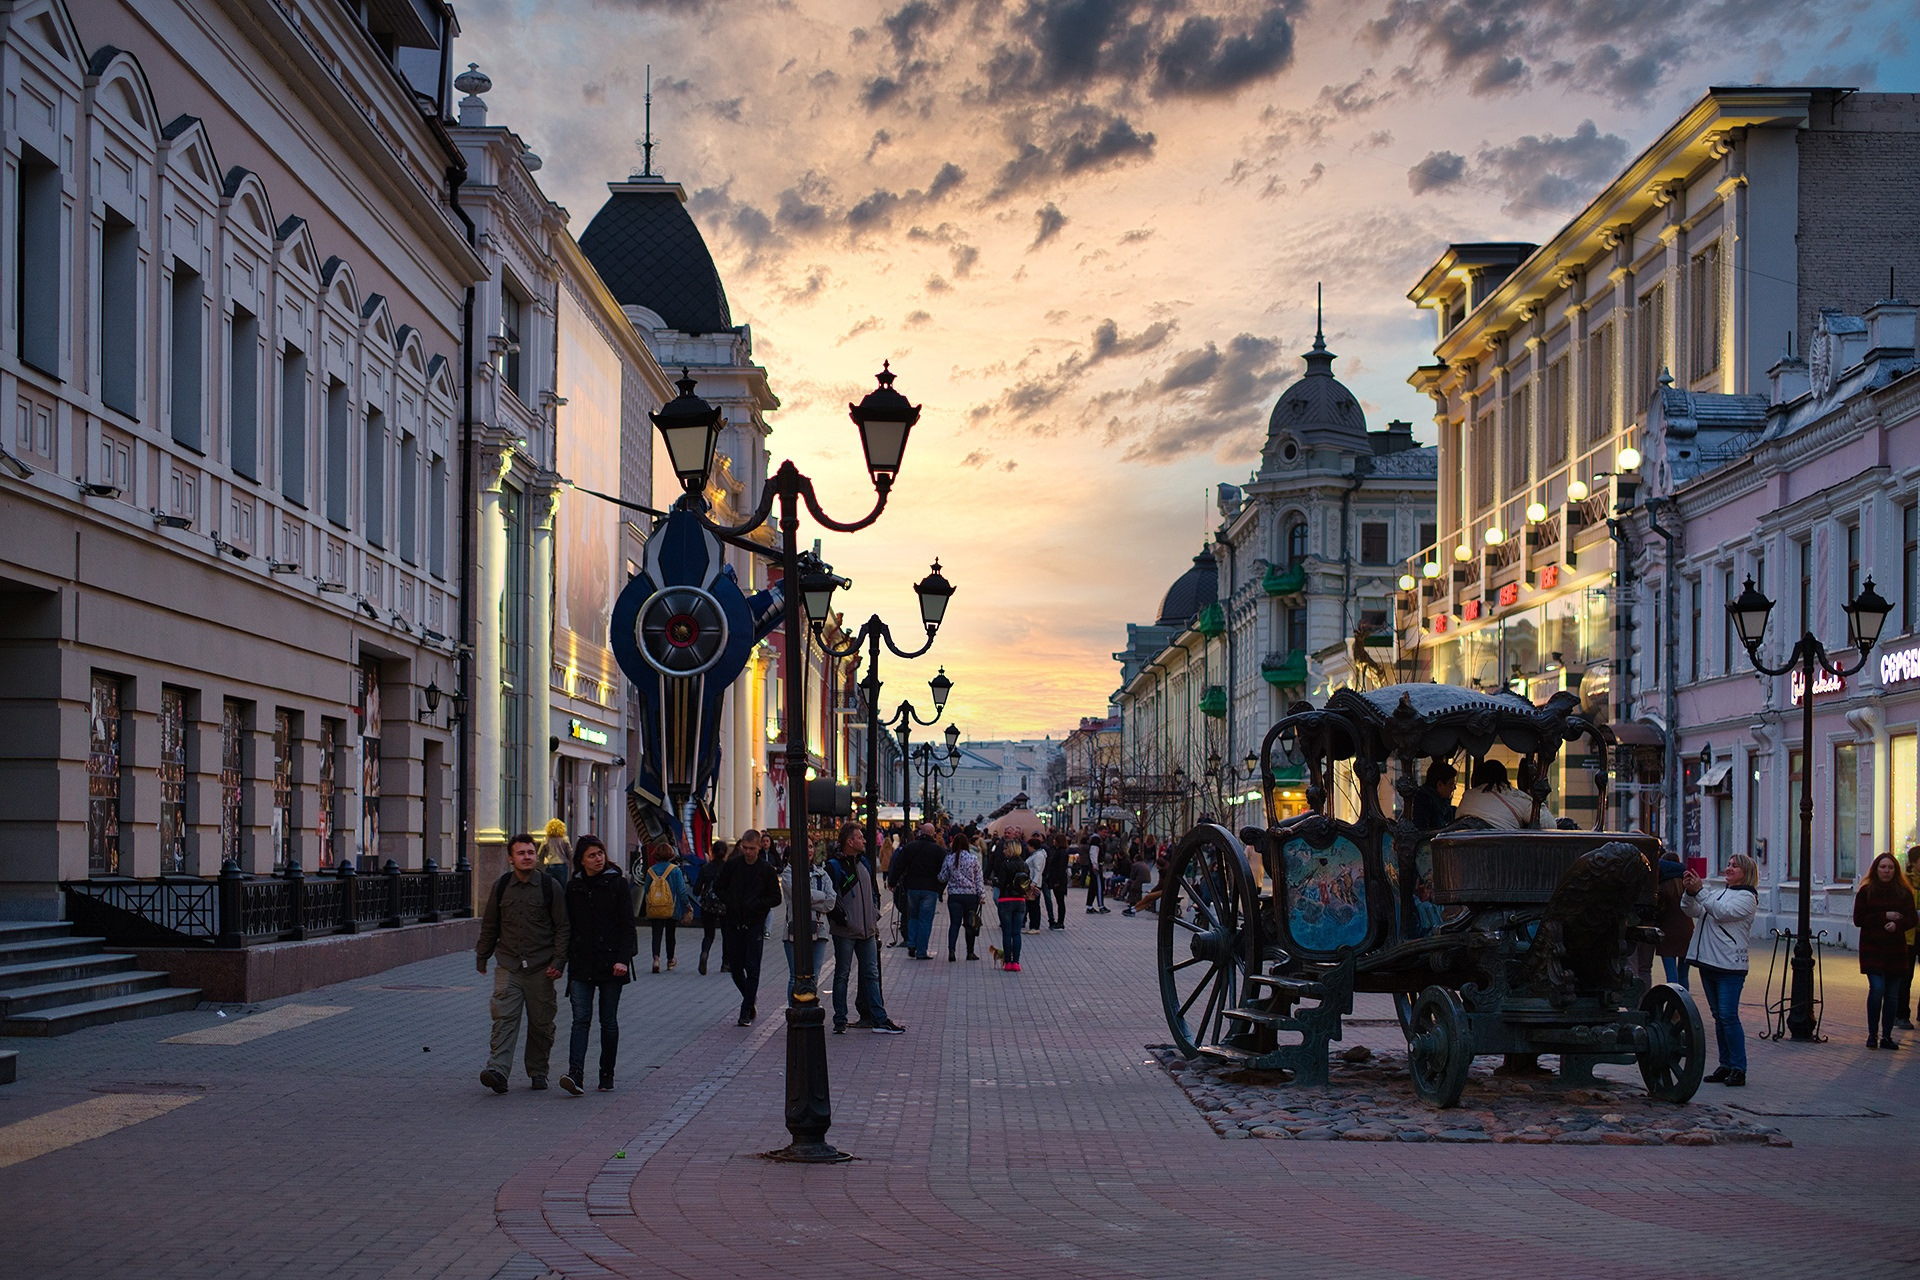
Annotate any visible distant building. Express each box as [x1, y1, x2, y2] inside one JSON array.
[[938, 739, 1061, 825], [1055, 715, 1123, 830]]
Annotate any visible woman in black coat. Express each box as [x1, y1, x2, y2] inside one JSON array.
[[561, 835, 639, 1094]]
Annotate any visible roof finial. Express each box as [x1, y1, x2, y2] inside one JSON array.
[[641, 65, 655, 177], [1314, 282, 1325, 350]]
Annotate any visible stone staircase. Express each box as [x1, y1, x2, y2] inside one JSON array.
[[0, 922, 201, 1036]]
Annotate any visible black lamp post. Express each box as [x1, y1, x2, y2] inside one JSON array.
[[1727, 572, 1893, 1041], [663, 364, 921, 1163], [885, 669, 951, 827], [911, 735, 961, 823]]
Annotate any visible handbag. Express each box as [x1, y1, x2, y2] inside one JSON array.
[[964, 904, 983, 933]]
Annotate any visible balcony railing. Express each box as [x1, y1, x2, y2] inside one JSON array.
[[1263, 562, 1307, 596], [64, 858, 473, 948], [1261, 651, 1308, 688]]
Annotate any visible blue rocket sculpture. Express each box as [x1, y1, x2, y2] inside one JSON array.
[[611, 505, 783, 846]]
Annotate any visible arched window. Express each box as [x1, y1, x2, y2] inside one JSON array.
[[1285, 519, 1308, 567]]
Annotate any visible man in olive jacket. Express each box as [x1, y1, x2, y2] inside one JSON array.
[[476, 833, 570, 1093]]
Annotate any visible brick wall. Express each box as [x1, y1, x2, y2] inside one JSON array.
[[1797, 93, 1920, 347]]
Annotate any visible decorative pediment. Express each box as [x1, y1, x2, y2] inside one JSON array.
[[20, 0, 83, 74], [85, 47, 156, 138], [220, 167, 274, 244], [425, 353, 455, 403], [159, 114, 220, 201], [319, 255, 360, 315], [393, 324, 427, 377], [274, 215, 320, 284], [360, 292, 395, 348]]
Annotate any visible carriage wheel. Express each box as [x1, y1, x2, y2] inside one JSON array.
[[1158, 824, 1260, 1059], [1405, 986, 1472, 1108], [1637, 982, 1706, 1103]]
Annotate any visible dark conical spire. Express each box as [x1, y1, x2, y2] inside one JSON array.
[[1302, 281, 1335, 377]]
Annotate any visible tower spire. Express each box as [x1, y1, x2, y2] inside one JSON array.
[[1314, 282, 1325, 350], [641, 65, 654, 177]]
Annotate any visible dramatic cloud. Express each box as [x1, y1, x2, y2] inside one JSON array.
[[1406, 149, 1466, 194], [990, 105, 1157, 198], [1405, 121, 1630, 214], [1030, 202, 1069, 250]]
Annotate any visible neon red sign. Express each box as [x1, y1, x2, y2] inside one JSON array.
[[1497, 582, 1521, 608], [1538, 564, 1559, 590], [1463, 600, 1482, 621]]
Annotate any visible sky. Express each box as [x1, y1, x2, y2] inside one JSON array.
[[459, 0, 1918, 741]]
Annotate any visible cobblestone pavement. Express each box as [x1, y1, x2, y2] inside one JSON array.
[[3, 914, 1917, 1279]]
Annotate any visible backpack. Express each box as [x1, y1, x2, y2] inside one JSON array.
[[489, 870, 554, 919], [826, 859, 860, 928], [643, 867, 676, 920]]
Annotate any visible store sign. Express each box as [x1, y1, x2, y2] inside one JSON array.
[[1882, 643, 1920, 687], [1788, 668, 1845, 705], [568, 717, 609, 746], [1463, 600, 1482, 621], [1432, 614, 1449, 634], [1497, 582, 1521, 608], [1538, 564, 1560, 590]]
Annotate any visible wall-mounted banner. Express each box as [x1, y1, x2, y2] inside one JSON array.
[[1881, 643, 1920, 688]]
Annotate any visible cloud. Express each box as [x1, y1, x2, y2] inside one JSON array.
[[991, 105, 1156, 198], [951, 244, 979, 277], [837, 315, 883, 344], [981, 0, 1301, 102], [847, 188, 904, 231], [1122, 332, 1288, 462], [1151, 6, 1299, 98], [1030, 202, 1069, 250], [905, 309, 932, 326], [926, 161, 966, 199], [925, 274, 951, 293], [977, 316, 1178, 426], [960, 449, 991, 468], [1407, 149, 1466, 194]]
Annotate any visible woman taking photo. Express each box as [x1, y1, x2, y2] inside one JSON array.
[[1682, 852, 1759, 1086], [560, 835, 638, 1095], [1854, 852, 1919, 1050]]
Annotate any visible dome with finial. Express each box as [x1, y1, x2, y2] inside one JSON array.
[[1263, 286, 1369, 462], [1155, 546, 1218, 628]]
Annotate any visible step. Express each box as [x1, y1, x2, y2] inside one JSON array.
[[0, 970, 171, 1017], [1223, 1006, 1311, 1030], [0, 922, 75, 945], [1247, 973, 1327, 999], [1196, 1042, 1263, 1063], [1, 987, 202, 1037], [0, 953, 139, 993], [0, 936, 109, 968]]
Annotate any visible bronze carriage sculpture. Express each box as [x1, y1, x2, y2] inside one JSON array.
[[1157, 683, 1705, 1108]]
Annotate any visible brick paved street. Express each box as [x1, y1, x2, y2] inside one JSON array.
[[3, 912, 1917, 1279]]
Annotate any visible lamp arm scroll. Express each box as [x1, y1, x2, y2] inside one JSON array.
[[798, 471, 893, 535]]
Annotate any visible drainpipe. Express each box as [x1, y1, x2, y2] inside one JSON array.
[[448, 163, 477, 872], [1607, 512, 1636, 832], [1340, 458, 1370, 640], [1645, 498, 1680, 853], [1223, 537, 1236, 822]]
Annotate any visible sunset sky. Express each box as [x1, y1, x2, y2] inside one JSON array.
[[461, 0, 1916, 740]]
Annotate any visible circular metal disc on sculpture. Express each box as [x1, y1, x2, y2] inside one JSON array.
[[637, 586, 729, 676]]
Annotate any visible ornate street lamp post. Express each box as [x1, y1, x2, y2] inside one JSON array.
[[885, 670, 951, 827], [911, 731, 961, 822], [1727, 573, 1893, 1040], [658, 363, 921, 1162]]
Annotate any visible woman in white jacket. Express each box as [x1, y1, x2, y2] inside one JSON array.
[[783, 844, 839, 1001], [1681, 852, 1759, 1087]]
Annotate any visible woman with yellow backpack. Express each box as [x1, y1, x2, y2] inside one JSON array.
[[634, 844, 690, 972]]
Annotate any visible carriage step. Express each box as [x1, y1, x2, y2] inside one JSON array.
[[1247, 974, 1327, 1000], [1222, 1007, 1309, 1030], [1196, 1042, 1263, 1063]]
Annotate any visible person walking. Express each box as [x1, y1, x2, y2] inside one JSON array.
[[987, 835, 1032, 970], [1024, 836, 1046, 934], [1896, 845, 1920, 1032], [1083, 833, 1109, 913], [1854, 852, 1919, 1050], [942, 829, 985, 962], [785, 840, 837, 1001], [476, 832, 570, 1094], [559, 835, 637, 1096], [1044, 831, 1071, 930], [636, 843, 689, 972], [1653, 850, 1693, 987], [825, 825, 904, 1033], [715, 829, 782, 1026], [1682, 852, 1758, 1086], [890, 823, 947, 960], [694, 840, 730, 975]]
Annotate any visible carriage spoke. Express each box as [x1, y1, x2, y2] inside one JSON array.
[[1178, 968, 1216, 1019], [1168, 914, 1205, 934], [1169, 955, 1207, 972]]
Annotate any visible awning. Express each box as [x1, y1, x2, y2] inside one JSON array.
[[1700, 761, 1733, 790], [1612, 720, 1666, 747]]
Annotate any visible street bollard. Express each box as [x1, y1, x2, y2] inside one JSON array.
[[422, 857, 442, 923], [337, 860, 360, 934], [216, 857, 246, 948], [383, 858, 404, 928], [283, 857, 307, 941]]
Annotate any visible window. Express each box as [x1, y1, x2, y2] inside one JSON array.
[[428, 454, 447, 579], [1846, 523, 1860, 603], [88, 674, 125, 876], [1746, 757, 1763, 874], [499, 283, 526, 400], [1688, 578, 1701, 683], [1798, 539, 1813, 636], [501, 485, 529, 835], [364, 408, 386, 548], [273, 710, 295, 871], [1905, 504, 1918, 634], [399, 432, 418, 565], [221, 700, 246, 867], [1584, 323, 1613, 446], [229, 307, 259, 479], [1286, 605, 1307, 654], [325, 377, 349, 527], [1543, 356, 1569, 468], [15, 388, 55, 467], [357, 662, 381, 868], [1471, 412, 1495, 509], [1360, 522, 1389, 564], [281, 345, 308, 504], [16, 144, 61, 375], [1892, 732, 1917, 858], [1636, 285, 1667, 415], [168, 264, 204, 450], [1419, 521, 1437, 555], [100, 211, 138, 415], [98, 427, 132, 499], [318, 717, 341, 869], [1689, 242, 1722, 380], [1835, 742, 1858, 881], [1788, 749, 1804, 881], [1505, 389, 1531, 489], [1285, 519, 1308, 566], [160, 686, 189, 874], [1722, 569, 1735, 672]]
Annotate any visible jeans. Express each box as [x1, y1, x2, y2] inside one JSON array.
[[486, 965, 558, 1079], [1045, 885, 1069, 926], [1694, 963, 1747, 1071], [650, 921, 676, 962], [702, 922, 721, 965], [947, 893, 981, 956], [1867, 972, 1897, 1039], [566, 977, 624, 1080], [783, 936, 829, 1001], [1660, 955, 1689, 988], [997, 899, 1025, 965], [724, 921, 765, 1018], [906, 889, 940, 955], [831, 934, 888, 1027]]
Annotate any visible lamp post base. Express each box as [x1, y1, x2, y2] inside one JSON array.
[[1786, 944, 1820, 1042], [762, 1141, 855, 1164]]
